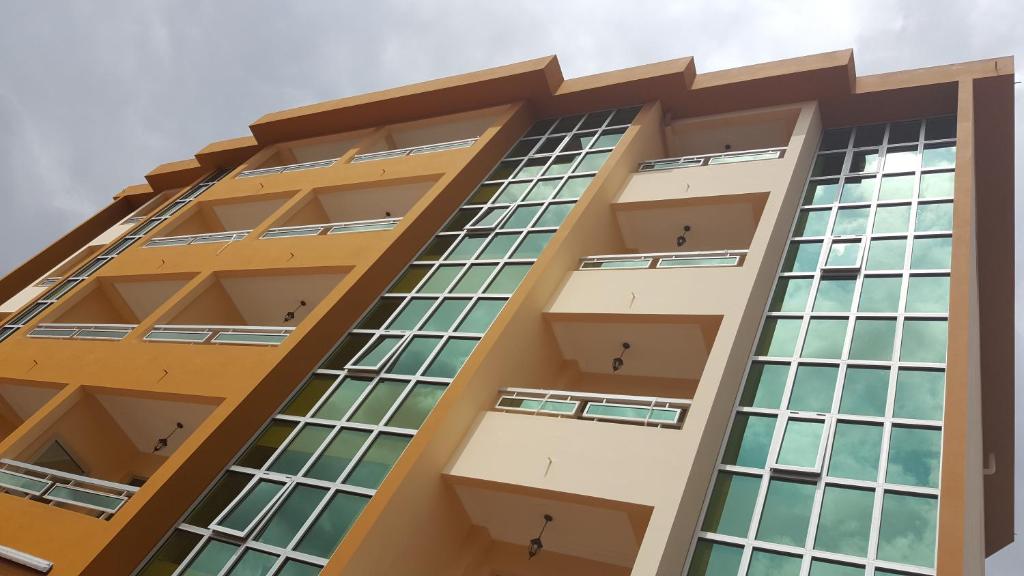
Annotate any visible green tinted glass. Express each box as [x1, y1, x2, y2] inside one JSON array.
[[722, 414, 776, 468], [866, 238, 907, 270], [452, 265, 497, 293], [827, 422, 882, 481], [421, 299, 470, 332], [423, 338, 477, 378], [900, 320, 947, 363], [388, 337, 443, 375], [804, 180, 839, 205], [387, 384, 446, 429], [877, 493, 937, 567], [839, 367, 889, 416], [794, 209, 830, 237], [185, 471, 252, 527], [848, 319, 896, 361], [747, 550, 802, 576], [756, 479, 815, 546], [314, 378, 372, 420], [739, 363, 789, 409], [350, 380, 407, 424], [256, 485, 328, 548], [346, 434, 411, 489], [686, 540, 742, 576], [445, 235, 487, 260], [809, 560, 865, 576], [486, 264, 531, 293], [814, 486, 874, 556], [770, 278, 812, 312], [873, 205, 911, 233], [218, 480, 282, 532], [306, 430, 371, 482], [787, 365, 838, 412], [386, 299, 434, 330], [893, 369, 945, 421], [832, 207, 869, 235], [267, 425, 332, 475], [756, 318, 801, 357], [919, 171, 954, 199], [813, 278, 856, 312], [479, 233, 519, 259], [295, 492, 369, 558], [181, 539, 238, 576], [282, 375, 335, 417], [418, 266, 461, 293], [236, 421, 297, 469], [858, 276, 902, 312], [886, 426, 942, 488], [915, 202, 953, 232], [782, 242, 822, 272], [776, 419, 824, 469], [701, 472, 760, 537], [225, 549, 277, 576], [910, 237, 952, 269], [802, 318, 848, 359], [512, 231, 554, 259], [905, 275, 950, 313], [878, 174, 915, 200], [456, 300, 504, 333]]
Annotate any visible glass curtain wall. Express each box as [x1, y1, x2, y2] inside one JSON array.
[[685, 116, 956, 576], [136, 106, 640, 576]]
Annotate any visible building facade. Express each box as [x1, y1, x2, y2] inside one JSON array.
[[0, 50, 1013, 576]]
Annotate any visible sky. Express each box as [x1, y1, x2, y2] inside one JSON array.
[[0, 0, 1020, 572]]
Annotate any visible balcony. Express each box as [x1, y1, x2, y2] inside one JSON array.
[[236, 131, 367, 179], [145, 193, 290, 248], [638, 146, 785, 172], [0, 459, 138, 519], [348, 108, 496, 164], [350, 138, 477, 163]]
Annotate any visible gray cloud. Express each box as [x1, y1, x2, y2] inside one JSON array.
[[0, 0, 1020, 572]]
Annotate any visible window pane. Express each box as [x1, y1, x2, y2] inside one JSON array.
[[486, 264, 531, 294], [500, 205, 541, 229], [858, 276, 902, 312], [788, 365, 838, 412], [494, 182, 530, 203], [556, 176, 593, 199], [893, 369, 945, 421], [770, 278, 812, 312], [813, 278, 856, 312], [821, 128, 851, 150], [314, 377, 372, 420], [423, 338, 478, 378], [445, 235, 487, 260], [386, 299, 434, 330], [387, 383, 446, 429], [825, 241, 861, 268], [794, 210, 831, 237], [443, 208, 480, 232], [809, 559, 865, 576], [421, 299, 470, 332], [181, 540, 238, 576], [878, 174, 915, 200], [350, 380, 407, 424], [866, 238, 906, 270], [873, 205, 910, 233], [277, 561, 321, 576], [827, 422, 882, 481], [906, 276, 949, 313], [922, 144, 956, 169], [524, 179, 560, 201], [137, 530, 202, 576], [418, 266, 461, 293], [900, 320, 947, 363], [849, 319, 896, 361], [535, 203, 573, 227], [915, 202, 953, 232], [804, 180, 839, 205], [802, 318, 848, 359], [282, 375, 335, 417], [839, 367, 889, 416], [479, 234, 519, 259], [722, 414, 776, 468], [889, 120, 921, 144], [812, 153, 845, 177], [686, 540, 742, 576], [701, 472, 760, 537], [389, 264, 430, 293], [451, 264, 497, 293], [883, 147, 919, 172], [351, 335, 402, 368], [346, 434, 411, 489], [186, 471, 252, 527], [854, 124, 885, 147], [295, 492, 369, 558], [456, 299, 504, 333], [739, 363, 789, 409], [225, 549, 277, 576], [469, 182, 502, 203], [919, 171, 954, 199], [832, 207, 869, 235], [356, 298, 402, 330], [267, 425, 332, 475], [218, 480, 282, 532], [926, 116, 956, 140], [256, 485, 328, 548], [236, 421, 297, 469], [814, 486, 874, 556], [782, 242, 822, 272], [887, 426, 942, 488], [512, 231, 554, 259], [910, 237, 951, 269], [839, 177, 875, 203], [755, 318, 801, 357], [747, 550, 802, 576], [387, 336, 443, 375], [756, 479, 815, 546], [306, 430, 371, 482], [776, 419, 824, 468], [877, 493, 937, 568], [576, 151, 610, 172], [420, 236, 456, 261]]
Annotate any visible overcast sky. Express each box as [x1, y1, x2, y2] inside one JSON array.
[[0, 0, 1020, 572]]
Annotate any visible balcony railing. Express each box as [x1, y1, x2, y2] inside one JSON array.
[[350, 137, 478, 163], [579, 249, 748, 270], [638, 147, 786, 172], [34, 276, 62, 288], [144, 230, 251, 248], [144, 324, 295, 346], [28, 322, 137, 341], [260, 217, 401, 239], [236, 158, 338, 179], [0, 459, 138, 520], [495, 387, 691, 429]]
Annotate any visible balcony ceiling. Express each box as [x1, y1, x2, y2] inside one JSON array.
[[93, 391, 217, 456], [614, 196, 765, 254]]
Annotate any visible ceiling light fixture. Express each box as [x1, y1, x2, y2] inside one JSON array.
[[153, 422, 184, 453], [283, 300, 307, 323], [676, 225, 692, 247], [528, 514, 553, 559], [612, 342, 631, 373]]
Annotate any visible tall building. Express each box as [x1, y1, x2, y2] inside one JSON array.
[[0, 50, 1013, 576]]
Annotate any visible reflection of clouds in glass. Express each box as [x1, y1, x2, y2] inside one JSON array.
[[828, 423, 882, 481], [906, 276, 950, 313], [424, 338, 477, 378], [728, 414, 776, 468], [814, 486, 873, 556], [814, 279, 855, 311], [916, 203, 953, 231], [894, 370, 945, 421], [778, 420, 824, 467], [747, 549, 801, 576], [877, 493, 938, 568], [886, 427, 941, 487], [756, 480, 815, 546]]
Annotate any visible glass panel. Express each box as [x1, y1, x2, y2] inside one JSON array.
[[839, 177, 875, 203], [479, 233, 519, 259], [494, 182, 531, 203], [485, 264, 531, 293], [776, 419, 824, 469], [33, 441, 85, 475], [346, 435, 411, 489], [185, 472, 255, 526], [900, 320, 948, 363], [419, 266, 462, 293], [755, 318, 801, 357], [770, 278, 812, 312], [356, 298, 402, 330], [349, 380, 407, 424], [722, 414, 776, 468], [915, 202, 953, 232], [756, 479, 815, 545], [926, 116, 956, 140], [794, 210, 830, 237], [451, 265, 497, 293], [386, 299, 434, 330], [883, 147, 918, 172], [701, 472, 760, 537], [782, 241, 822, 272], [218, 480, 283, 532], [894, 369, 945, 421], [512, 231, 554, 259], [858, 276, 902, 312], [866, 238, 906, 270], [906, 276, 950, 313], [256, 485, 328, 548], [804, 180, 839, 205], [839, 367, 890, 417], [306, 430, 371, 482], [46, 485, 123, 511], [236, 422, 297, 469], [809, 560, 864, 576], [420, 236, 456, 261], [295, 492, 370, 558], [876, 493, 937, 568], [225, 549, 277, 576], [878, 174, 915, 200], [576, 151, 610, 172], [814, 486, 874, 556], [181, 539, 238, 576], [267, 425, 332, 475], [827, 422, 882, 481], [873, 205, 911, 233], [350, 335, 403, 369], [910, 237, 952, 269], [854, 124, 885, 147], [922, 144, 956, 169], [469, 182, 502, 203], [423, 338, 477, 378], [556, 176, 593, 199], [388, 336, 443, 375], [321, 334, 372, 370], [802, 318, 848, 359], [497, 397, 575, 413], [812, 153, 845, 177], [788, 365, 839, 412], [593, 128, 625, 148], [387, 384, 446, 429], [487, 160, 521, 181], [389, 264, 430, 293], [850, 149, 879, 173], [747, 550, 802, 576], [443, 209, 480, 232], [888, 120, 921, 144], [445, 235, 487, 260], [886, 426, 942, 487], [500, 205, 541, 229], [515, 158, 547, 179], [849, 319, 896, 361], [583, 403, 676, 422], [535, 203, 573, 227], [919, 171, 954, 198], [813, 278, 856, 312], [820, 128, 851, 150], [313, 377, 372, 420], [456, 300, 504, 333], [421, 300, 470, 332], [739, 363, 789, 409], [524, 179, 560, 201], [825, 241, 861, 268], [686, 540, 742, 576], [277, 561, 321, 576], [137, 530, 203, 576]]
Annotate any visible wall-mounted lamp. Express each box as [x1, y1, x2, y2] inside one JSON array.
[[612, 342, 631, 373], [283, 300, 307, 323], [676, 225, 692, 248], [153, 422, 184, 453], [528, 514, 553, 559]]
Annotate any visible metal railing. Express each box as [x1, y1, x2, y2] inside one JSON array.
[[260, 217, 402, 239], [28, 323, 137, 341], [638, 147, 786, 172], [144, 229, 251, 248], [145, 324, 295, 346], [579, 249, 748, 270], [495, 387, 692, 428], [350, 137, 478, 163], [0, 459, 138, 520], [33, 276, 62, 288], [236, 158, 338, 179]]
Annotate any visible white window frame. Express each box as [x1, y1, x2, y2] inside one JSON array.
[[768, 413, 832, 478]]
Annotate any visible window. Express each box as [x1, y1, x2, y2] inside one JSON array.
[[345, 334, 406, 374], [822, 238, 864, 273], [770, 415, 829, 476], [210, 477, 286, 537]]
